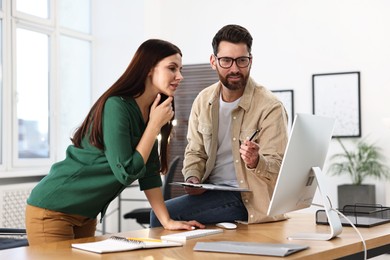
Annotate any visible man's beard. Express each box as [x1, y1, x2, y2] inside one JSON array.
[[218, 72, 249, 91]]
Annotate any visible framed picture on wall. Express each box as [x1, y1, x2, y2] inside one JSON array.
[[312, 71, 361, 138], [271, 89, 294, 132]]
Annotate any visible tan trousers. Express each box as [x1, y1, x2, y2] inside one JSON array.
[[25, 204, 97, 246]]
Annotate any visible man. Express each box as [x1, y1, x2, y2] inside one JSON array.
[[151, 24, 288, 226]]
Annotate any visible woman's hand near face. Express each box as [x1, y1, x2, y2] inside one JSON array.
[[136, 94, 174, 164], [149, 94, 174, 129]]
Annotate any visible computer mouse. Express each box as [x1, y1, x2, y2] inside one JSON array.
[[216, 222, 237, 230]]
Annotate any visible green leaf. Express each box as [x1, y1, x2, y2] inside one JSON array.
[[327, 138, 390, 185]]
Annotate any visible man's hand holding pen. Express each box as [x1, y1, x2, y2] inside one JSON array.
[[240, 129, 261, 169]]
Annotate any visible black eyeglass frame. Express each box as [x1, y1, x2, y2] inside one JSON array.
[[214, 55, 252, 69]]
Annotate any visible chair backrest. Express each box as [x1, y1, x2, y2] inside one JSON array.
[[162, 156, 180, 201]]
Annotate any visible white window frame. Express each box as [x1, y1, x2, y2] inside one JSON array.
[[0, 0, 92, 177], [11, 0, 54, 27], [11, 20, 55, 167], [0, 3, 4, 169], [0, 0, 10, 174]]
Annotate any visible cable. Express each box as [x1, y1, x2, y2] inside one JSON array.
[[311, 202, 367, 260], [332, 208, 367, 260]]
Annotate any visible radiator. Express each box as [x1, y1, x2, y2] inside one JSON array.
[[0, 182, 37, 228]]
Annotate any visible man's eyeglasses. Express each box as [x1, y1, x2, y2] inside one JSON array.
[[215, 56, 252, 69]]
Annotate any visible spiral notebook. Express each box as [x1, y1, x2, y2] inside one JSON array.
[[71, 236, 182, 254]]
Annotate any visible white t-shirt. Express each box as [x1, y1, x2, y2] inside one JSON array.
[[208, 94, 241, 187]]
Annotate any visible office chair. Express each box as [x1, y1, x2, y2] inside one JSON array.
[[123, 156, 180, 228], [0, 228, 29, 250]]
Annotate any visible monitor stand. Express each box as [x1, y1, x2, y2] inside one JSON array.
[[288, 167, 343, 241]]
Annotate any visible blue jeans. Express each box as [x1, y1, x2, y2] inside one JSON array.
[[150, 190, 248, 227]]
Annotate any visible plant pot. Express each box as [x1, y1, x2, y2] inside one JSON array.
[[337, 184, 376, 210]]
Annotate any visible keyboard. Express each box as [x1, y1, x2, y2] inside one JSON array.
[[161, 229, 223, 243]]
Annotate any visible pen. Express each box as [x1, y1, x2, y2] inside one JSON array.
[[127, 237, 163, 243], [248, 128, 262, 141]]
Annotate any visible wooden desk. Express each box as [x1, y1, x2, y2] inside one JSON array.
[[2, 213, 390, 260]]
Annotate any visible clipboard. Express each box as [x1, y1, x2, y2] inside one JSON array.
[[170, 182, 251, 192]]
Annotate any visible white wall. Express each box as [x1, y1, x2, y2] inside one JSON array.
[[93, 0, 390, 229], [92, 0, 146, 100]]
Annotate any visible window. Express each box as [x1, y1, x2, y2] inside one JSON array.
[[0, 17, 3, 164], [59, 0, 90, 33], [1, 0, 92, 176], [16, 28, 50, 159], [57, 35, 91, 158], [16, 0, 49, 19]]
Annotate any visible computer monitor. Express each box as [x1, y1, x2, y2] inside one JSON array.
[[267, 113, 342, 240]]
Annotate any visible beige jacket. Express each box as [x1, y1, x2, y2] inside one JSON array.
[[183, 77, 289, 224]]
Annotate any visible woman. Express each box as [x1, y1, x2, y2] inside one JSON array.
[[25, 39, 205, 245]]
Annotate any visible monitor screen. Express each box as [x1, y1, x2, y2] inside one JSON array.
[[267, 113, 342, 240]]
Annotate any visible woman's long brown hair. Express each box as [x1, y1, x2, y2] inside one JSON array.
[[71, 39, 182, 174]]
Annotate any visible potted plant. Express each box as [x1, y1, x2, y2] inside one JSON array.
[[327, 138, 390, 209]]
